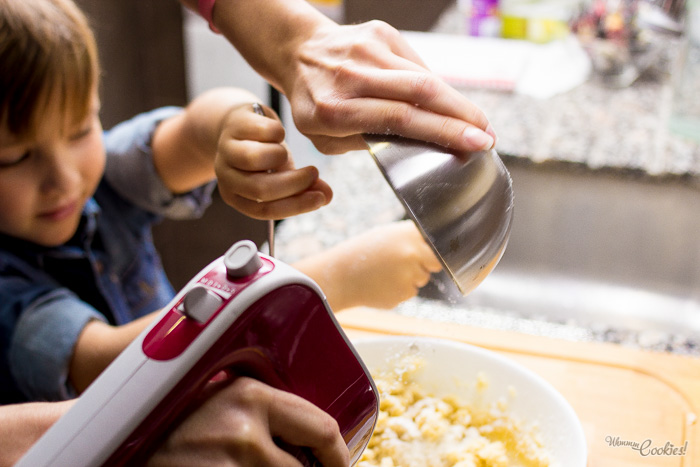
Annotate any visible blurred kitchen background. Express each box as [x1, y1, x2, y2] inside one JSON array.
[[76, 0, 699, 355]]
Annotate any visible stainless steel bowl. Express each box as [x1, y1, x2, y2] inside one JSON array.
[[364, 134, 514, 295]]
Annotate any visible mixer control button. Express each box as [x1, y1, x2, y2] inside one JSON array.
[[224, 240, 262, 278], [182, 286, 223, 323]]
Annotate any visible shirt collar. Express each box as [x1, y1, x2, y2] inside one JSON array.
[[75, 198, 100, 246]]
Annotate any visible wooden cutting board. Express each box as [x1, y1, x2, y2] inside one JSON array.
[[337, 308, 700, 467]]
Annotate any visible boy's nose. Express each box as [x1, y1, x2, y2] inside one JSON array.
[[40, 149, 82, 194]]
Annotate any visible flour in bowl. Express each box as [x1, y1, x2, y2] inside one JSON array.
[[358, 354, 551, 467]]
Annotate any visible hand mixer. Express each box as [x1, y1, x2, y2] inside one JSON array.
[[252, 102, 276, 257], [16, 240, 379, 467]]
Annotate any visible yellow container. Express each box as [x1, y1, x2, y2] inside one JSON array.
[[500, 0, 572, 43]]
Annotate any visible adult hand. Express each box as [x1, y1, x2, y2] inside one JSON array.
[[147, 377, 349, 467], [283, 21, 497, 155], [186, 0, 496, 155], [214, 104, 332, 220], [0, 401, 74, 467]]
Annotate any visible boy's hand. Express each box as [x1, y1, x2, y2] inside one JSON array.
[[295, 220, 443, 311], [214, 104, 332, 220]]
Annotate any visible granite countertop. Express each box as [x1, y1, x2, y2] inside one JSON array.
[[427, 4, 700, 177], [275, 20, 700, 357], [464, 76, 700, 177]]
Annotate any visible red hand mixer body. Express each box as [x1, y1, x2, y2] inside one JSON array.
[[16, 240, 379, 466]]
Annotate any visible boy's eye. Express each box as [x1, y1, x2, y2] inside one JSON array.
[[69, 125, 92, 141], [0, 151, 30, 168]]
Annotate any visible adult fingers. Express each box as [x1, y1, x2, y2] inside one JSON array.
[[341, 68, 491, 133], [267, 389, 350, 467], [306, 94, 494, 153]]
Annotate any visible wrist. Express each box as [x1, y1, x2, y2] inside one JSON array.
[[210, 0, 336, 91], [197, 0, 219, 33]]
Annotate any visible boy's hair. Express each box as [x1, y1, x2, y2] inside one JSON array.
[[0, 0, 99, 140]]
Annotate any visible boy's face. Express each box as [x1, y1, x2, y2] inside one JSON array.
[[0, 92, 105, 247]]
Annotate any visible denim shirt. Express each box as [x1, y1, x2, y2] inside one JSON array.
[[0, 107, 215, 403]]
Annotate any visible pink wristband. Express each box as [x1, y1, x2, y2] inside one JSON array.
[[197, 0, 220, 33]]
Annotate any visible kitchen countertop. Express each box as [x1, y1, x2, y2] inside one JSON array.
[[466, 79, 700, 177], [339, 308, 700, 467], [427, 4, 700, 177], [461, 73, 700, 178]]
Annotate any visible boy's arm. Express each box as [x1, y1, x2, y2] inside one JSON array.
[[68, 313, 157, 393], [150, 87, 332, 219], [149, 87, 262, 194]]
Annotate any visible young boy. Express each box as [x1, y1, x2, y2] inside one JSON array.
[[0, 0, 335, 404], [0, 0, 440, 405]]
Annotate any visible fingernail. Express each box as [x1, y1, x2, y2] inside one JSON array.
[[486, 124, 497, 146], [463, 127, 494, 151]]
